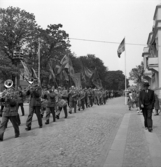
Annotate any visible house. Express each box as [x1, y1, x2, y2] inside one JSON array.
[[142, 4, 161, 99]]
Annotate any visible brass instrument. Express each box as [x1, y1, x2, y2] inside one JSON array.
[[4, 79, 13, 89], [27, 78, 35, 85], [2, 79, 19, 99], [24, 78, 39, 92]]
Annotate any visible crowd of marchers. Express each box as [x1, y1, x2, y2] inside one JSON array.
[[0, 80, 122, 141]]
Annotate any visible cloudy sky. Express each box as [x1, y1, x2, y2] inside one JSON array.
[[0, 0, 160, 83]]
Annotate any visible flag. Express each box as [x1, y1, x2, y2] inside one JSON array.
[[60, 54, 75, 76], [91, 68, 102, 89], [56, 65, 63, 74], [71, 73, 81, 88], [20, 60, 31, 80], [49, 62, 56, 80], [84, 67, 93, 78], [63, 70, 69, 81], [60, 55, 69, 67], [117, 38, 125, 58], [81, 71, 86, 82], [31, 68, 38, 79], [68, 66, 75, 76]]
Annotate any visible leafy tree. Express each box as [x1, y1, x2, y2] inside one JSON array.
[[129, 62, 144, 88], [0, 6, 38, 60], [105, 70, 129, 90], [32, 24, 71, 84], [0, 6, 38, 85], [77, 55, 108, 88]]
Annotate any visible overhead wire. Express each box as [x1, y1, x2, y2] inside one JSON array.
[[69, 37, 147, 46]]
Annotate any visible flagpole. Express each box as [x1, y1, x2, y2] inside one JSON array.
[[38, 39, 41, 86], [124, 37, 127, 105]]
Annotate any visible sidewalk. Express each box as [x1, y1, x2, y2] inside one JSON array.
[[103, 109, 161, 167]]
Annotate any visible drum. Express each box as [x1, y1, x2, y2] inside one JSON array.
[[57, 99, 67, 107]]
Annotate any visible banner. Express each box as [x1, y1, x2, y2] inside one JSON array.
[[71, 73, 81, 88], [93, 79, 102, 89], [31, 68, 38, 79], [49, 62, 56, 80], [20, 60, 32, 80], [60, 54, 75, 76], [84, 67, 93, 78], [91, 68, 102, 89]]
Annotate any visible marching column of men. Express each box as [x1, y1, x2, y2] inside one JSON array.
[[0, 82, 110, 141]]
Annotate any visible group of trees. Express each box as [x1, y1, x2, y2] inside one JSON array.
[[0, 6, 128, 90]]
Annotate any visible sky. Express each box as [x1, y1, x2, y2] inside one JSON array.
[[0, 0, 160, 85]]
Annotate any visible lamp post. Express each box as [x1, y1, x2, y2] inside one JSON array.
[[13, 50, 23, 90]]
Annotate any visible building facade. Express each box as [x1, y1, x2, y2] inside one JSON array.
[[142, 4, 161, 99]]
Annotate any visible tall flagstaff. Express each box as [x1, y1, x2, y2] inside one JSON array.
[[124, 38, 127, 105]]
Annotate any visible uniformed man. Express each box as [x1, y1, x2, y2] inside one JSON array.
[[56, 87, 68, 119], [69, 86, 77, 114], [17, 86, 25, 116], [0, 87, 20, 141], [25, 82, 43, 131], [44, 86, 56, 124], [78, 88, 85, 111]]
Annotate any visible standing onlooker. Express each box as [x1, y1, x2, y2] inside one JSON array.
[[139, 82, 155, 132], [128, 91, 133, 110], [135, 91, 141, 113], [154, 93, 160, 116]]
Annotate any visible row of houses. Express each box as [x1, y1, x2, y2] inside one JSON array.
[[142, 4, 161, 100]]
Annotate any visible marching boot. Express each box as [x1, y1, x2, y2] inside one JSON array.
[[53, 113, 56, 122], [154, 109, 159, 116], [64, 106, 68, 118], [25, 127, 31, 131], [0, 133, 4, 141], [45, 120, 49, 124], [56, 114, 60, 119]]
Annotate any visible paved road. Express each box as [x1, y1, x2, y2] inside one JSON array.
[[0, 97, 127, 167], [103, 100, 161, 167], [2, 97, 161, 167]]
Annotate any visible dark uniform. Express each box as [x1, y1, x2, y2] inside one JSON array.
[[87, 88, 93, 107], [69, 87, 77, 114], [56, 89, 68, 119], [0, 91, 20, 141], [139, 82, 155, 132], [45, 90, 56, 124], [78, 89, 85, 111], [25, 85, 43, 131], [17, 88, 25, 116]]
